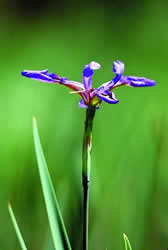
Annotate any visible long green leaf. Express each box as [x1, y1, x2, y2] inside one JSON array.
[[8, 203, 27, 250], [123, 233, 132, 250], [33, 117, 71, 250]]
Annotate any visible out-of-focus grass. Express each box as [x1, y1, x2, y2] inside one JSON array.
[[33, 118, 71, 250], [0, 4, 167, 250], [8, 203, 27, 250]]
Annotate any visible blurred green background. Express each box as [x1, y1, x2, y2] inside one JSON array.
[[0, 0, 167, 249]]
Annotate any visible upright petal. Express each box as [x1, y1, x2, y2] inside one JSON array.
[[83, 61, 101, 91], [110, 60, 125, 86], [120, 76, 156, 87], [113, 60, 125, 75], [96, 61, 125, 93], [21, 69, 59, 83]]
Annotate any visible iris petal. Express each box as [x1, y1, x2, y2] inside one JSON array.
[[65, 80, 85, 89], [120, 76, 156, 87], [79, 99, 88, 109], [96, 60, 125, 93], [113, 60, 125, 75], [110, 60, 125, 86], [83, 61, 101, 91], [21, 70, 58, 83], [96, 91, 119, 104]]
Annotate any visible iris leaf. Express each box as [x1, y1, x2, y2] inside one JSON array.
[[123, 233, 132, 250], [33, 117, 71, 250], [8, 203, 27, 250]]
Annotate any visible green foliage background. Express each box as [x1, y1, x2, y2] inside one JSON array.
[[1, 1, 167, 249]]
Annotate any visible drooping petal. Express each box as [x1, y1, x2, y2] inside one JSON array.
[[83, 61, 101, 91], [79, 99, 88, 109], [21, 69, 59, 83], [96, 91, 119, 104], [119, 76, 156, 87], [22, 69, 87, 98]]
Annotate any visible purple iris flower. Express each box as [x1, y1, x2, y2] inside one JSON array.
[[21, 60, 156, 109]]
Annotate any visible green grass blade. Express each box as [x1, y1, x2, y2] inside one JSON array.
[[33, 117, 71, 250], [123, 233, 132, 250], [8, 203, 27, 250]]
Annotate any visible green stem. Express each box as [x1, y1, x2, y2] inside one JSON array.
[[82, 106, 96, 250]]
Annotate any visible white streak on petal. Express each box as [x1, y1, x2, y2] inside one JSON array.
[[23, 69, 48, 74]]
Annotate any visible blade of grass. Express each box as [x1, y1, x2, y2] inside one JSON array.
[[8, 203, 27, 250], [33, 117, 71, 250], [123, 233, 132, 250]]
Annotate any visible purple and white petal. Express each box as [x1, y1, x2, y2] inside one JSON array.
[[79, 99, 88, 108], [83, 61, 101, 91], [47, 73, 59, 79], [60, 77, 68, 84], [110, 60, 125, 86], [120, 76, 156, 87], [113, 60, 125, 75], [96, 61, 125, 93], [65, 80, 85, 89], [21, 69, 59, 83], [96, 91, 119, 104], [96, 81, 115, 94], [89, 61, 101, 70]]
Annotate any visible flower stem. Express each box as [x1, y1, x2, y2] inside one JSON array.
[[82, 106, 96, 250]]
